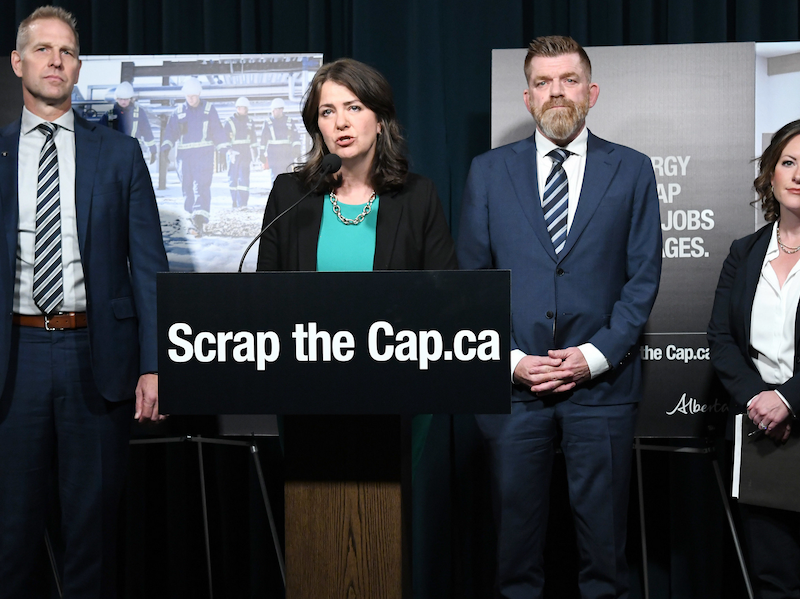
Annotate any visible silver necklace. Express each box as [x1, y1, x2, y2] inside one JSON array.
[[330, 190, 376, 225], [777, 222, 800, 254]]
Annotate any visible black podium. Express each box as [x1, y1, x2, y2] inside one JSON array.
[[158, 271, 510, 598]]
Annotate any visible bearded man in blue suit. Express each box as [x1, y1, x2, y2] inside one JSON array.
[[0, 6, 168, 598], [458, 36, 662, 599]]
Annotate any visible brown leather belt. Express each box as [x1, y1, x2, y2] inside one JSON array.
[[13, 312, 88, 330]]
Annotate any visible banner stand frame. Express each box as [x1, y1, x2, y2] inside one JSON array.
[[46, 435, 286, 599], [634, 438, 753, 599]]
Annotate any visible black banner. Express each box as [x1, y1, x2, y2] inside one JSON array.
[[158, 270, 511, 415]]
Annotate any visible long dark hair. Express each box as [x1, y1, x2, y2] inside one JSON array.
[[754, 120, 800, 223], [295, 58, 408, 194]]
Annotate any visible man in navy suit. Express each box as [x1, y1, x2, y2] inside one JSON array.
[[457, 36, 661, 599], [0, 6, 168, 598]]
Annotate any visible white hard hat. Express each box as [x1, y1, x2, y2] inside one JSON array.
[[115, 81, 135, 99], [270, 98, 285, 111], [235, 97, 251, 109], [181, 77, 203, 97]]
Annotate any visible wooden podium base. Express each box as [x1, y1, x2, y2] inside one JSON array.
[[284, 415, 410, 598]]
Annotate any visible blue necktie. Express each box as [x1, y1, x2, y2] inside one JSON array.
[[542, 148, 570, 254], [33, 122, 63, 315]]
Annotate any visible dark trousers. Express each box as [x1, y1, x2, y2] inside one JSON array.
[[227, 150, 251, 207], [0, 326, 132, 599], [739, 502, 800, 599], [476, 398, 637, 599], [179, 153, 214, 218]]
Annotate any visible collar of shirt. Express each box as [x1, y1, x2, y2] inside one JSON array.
[[22, 106, 75, 135], [534, 125, 588, 163], [760, 221, 780, 271], [760, 220, 800, 292]]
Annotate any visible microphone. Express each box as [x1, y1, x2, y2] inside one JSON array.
[[320, 152, 343, 172], [238, 153, 342, 272], [318, 153, 342, 177]]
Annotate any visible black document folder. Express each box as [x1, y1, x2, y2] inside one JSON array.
[[733, 413, 800, 512]]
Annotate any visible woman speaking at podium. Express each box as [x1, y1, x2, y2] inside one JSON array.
[[256, 57, 456, 273], [256, 57, 457, 467], [708, 120, 800, 599], [255, 58, 457, 592]]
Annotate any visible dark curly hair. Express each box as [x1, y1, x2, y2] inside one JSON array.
[[754, 120, 800, 223], [294, 58, 408, 194]]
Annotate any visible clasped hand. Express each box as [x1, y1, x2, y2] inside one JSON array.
[[514, 347, 591, 395], [748, 391, 792, 442]]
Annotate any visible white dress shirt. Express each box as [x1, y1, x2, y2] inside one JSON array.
[[750, 221, 798, 416], [511, 127, 610, 382], [15, 107, 86, 315]]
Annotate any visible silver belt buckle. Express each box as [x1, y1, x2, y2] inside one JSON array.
[[43, 314, 65, 331]]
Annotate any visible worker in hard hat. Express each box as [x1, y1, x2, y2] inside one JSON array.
[[260, 97, 300, 184], [99, 81, 158, 164], [224, 97, 258, 208], [161, 77, 228, 236]]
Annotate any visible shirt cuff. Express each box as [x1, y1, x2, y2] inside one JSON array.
[[775, 390, 796, 418], [746, 392, 795, 418], [578, 343, 610, 379], [511, 349, 526, 383]]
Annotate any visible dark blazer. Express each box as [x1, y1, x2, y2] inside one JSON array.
[[707, 223, 800, 413], [0, 112, 168, 402], [256, 172, 457, 271], [457, 131, 662, 406]]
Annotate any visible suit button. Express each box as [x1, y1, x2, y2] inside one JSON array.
[[546, 311, 554, 319], [556, 268, 565, 276]]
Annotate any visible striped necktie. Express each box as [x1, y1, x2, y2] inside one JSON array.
[[542, 148, 570, 254], [33, 122, 63, 315]]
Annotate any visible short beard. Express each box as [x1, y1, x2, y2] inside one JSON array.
[[532, 97, 589, 143]]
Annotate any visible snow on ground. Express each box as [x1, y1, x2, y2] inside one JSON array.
[[152, 160, 273, 273]]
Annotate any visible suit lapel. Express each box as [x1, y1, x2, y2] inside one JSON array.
[[559, 132, 618, 259], [74, 113, 100, 255], [0, 120, 21, 282], [297, 194, 323, 271], [373, 189, 403, 270], [506, 136, 556, 260]]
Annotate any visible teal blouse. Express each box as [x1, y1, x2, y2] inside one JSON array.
[[316, 195, 380, 271]]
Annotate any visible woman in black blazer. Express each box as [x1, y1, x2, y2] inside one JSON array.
[[256, 58, 457, 273], [256, 58, 457, 478], [708, 119, 800, 599]]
